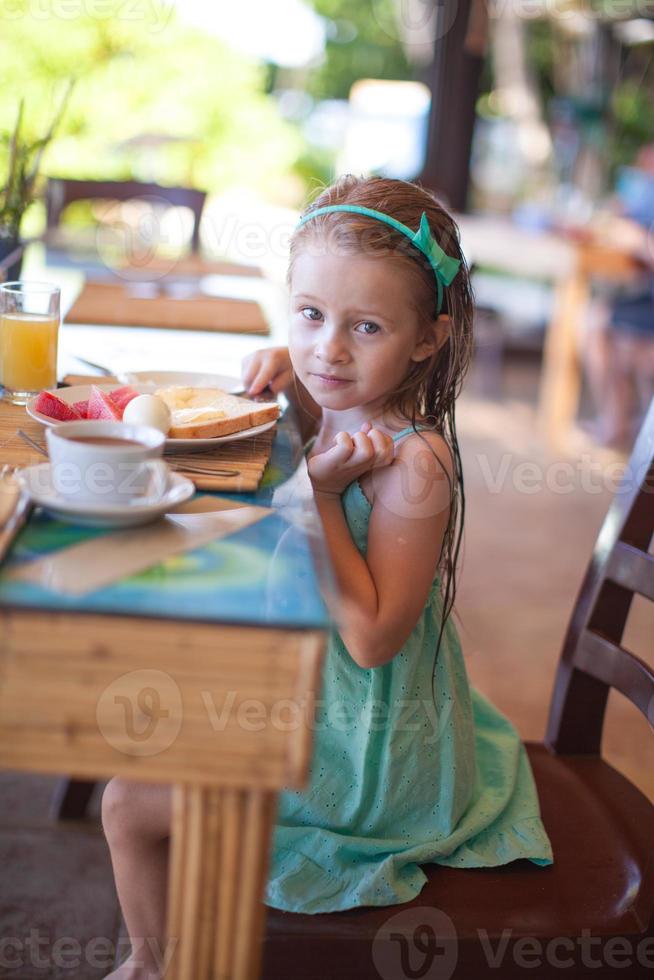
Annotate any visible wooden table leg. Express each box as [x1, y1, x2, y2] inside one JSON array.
[[166, 784, 277, 980], [538, 264, 590, 451]]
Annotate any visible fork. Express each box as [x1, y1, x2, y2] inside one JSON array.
[[167, 462, 239, 478], [17, 428, 240, 479], [0, 465, 33, 566], [17, 429, 47, 457]]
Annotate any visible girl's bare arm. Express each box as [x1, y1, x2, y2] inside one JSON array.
[[315, 431, 453, 669]]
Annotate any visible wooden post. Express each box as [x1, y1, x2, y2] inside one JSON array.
[[417, 0, 486, 210]]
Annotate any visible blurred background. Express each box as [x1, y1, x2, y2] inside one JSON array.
[[2, 0, 653, 220]]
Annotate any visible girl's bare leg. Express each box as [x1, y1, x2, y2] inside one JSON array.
[[101, 778, 172, 979]]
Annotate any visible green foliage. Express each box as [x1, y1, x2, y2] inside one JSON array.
[[610, 77, 654, 175], [0, 0, 303, 221], [304, 0, 415, 101], [0, 87, 71, 236]]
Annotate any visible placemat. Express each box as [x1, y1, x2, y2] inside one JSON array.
[[65, 281, 270, 334], [0, 379, 276, 493]]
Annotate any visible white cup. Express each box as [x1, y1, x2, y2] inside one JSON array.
[[45, 421, 168, 506]]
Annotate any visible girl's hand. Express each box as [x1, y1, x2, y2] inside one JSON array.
[[308, 422, 395, 496], [241, 346, 293, 396]]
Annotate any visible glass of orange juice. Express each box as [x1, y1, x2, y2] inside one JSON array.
[[0, 281, 61, 405]]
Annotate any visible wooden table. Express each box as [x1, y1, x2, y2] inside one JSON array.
[[0, 405, 329, 980], [457, 215, 644, 450], [537, 239, 644, 450]]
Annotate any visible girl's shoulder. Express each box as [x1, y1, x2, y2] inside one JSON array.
[[360, 424, 454, 511], [387, 423, 454, 484]]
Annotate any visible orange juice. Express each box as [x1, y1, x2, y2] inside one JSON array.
[[0, 312, 59, 393]]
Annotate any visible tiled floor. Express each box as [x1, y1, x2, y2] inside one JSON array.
[[0, 352, 651, 979], [0, 776, 120, 979]]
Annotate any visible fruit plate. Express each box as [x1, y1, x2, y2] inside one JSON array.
[[26, 384, 278, 451]]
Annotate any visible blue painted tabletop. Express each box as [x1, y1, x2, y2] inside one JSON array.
[[0, 406, 332, 630]]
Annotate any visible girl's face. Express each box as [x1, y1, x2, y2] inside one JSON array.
[[289, 249, 440, 420]]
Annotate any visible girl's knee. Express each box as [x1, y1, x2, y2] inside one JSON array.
[[101, 777, 172, 844], [101, 777, 135, 842]]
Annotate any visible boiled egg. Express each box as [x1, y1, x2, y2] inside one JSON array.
[[122, 394, 172, 435]]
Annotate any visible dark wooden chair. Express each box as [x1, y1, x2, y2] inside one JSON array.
[[44, 177, 207, 253], [262, 397, 654, 979]]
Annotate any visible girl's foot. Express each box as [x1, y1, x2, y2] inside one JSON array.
[[103, 954, 162, 980]]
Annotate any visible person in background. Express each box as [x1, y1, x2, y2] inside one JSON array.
[[582, 145, 654, 448]]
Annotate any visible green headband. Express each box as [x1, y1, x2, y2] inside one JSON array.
[[296, 204, 461, 314]]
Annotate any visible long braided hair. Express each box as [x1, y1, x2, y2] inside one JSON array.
[[288, 175, 475, 673]]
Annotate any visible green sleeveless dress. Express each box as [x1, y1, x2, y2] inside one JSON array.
[[264, 425, 553, 914]]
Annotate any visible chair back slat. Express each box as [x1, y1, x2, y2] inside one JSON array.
[[45, 178, 207, 252], [606, 543, 654, 602], [546, 397, 654, 754], [576, 629, 654, 724]]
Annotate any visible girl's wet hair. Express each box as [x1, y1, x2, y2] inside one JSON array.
[[289, 174, 475, 671]]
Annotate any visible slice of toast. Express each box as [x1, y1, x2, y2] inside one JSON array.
[[156, 386, 280, 439]]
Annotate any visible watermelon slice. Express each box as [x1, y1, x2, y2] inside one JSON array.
[[72, 399, 89, 419], [33, 390, 83, 422], [110, 385, 140, 413], [87, 385, 122, 421]]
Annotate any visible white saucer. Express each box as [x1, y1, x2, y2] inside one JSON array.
[[25, 382, 278, 451], [16, 463, 195, 528]]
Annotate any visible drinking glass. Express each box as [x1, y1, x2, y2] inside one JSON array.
[[0, 281, 61, 405]]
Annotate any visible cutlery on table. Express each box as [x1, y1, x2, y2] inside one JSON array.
[[0, 465, 33, 566], [69, 356, 115, 377], [167, 462, 239, 478], [17, 429, 47, 457], [17, 428, 240, 479]]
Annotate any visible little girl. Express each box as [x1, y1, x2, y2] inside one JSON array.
[[102, 175, 552, 977]]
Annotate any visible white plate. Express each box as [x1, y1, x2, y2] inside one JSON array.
[[116, 370, 243, 393], [25, 383, 278, 451], [16, 462, 195, 528]]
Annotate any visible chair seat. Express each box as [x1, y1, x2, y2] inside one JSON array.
[[263, 743, 654, 978]]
